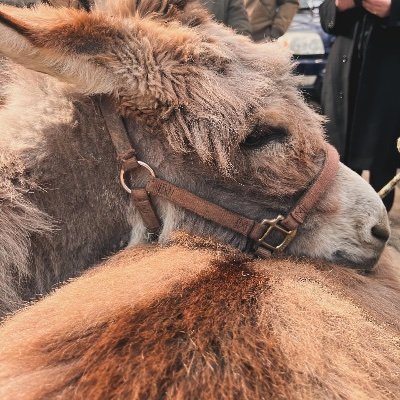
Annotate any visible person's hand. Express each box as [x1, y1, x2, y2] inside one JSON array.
[[336, 0, 356, 11], [363, 0, 391, 17]]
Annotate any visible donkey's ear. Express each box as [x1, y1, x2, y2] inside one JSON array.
[[0, 5, 117, 93], [0, 2, 228, 119]]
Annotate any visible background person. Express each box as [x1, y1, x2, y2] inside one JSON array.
[[200, 0, 251, 35], [244, 0, 299, 41], [320, 0, 400, 211]]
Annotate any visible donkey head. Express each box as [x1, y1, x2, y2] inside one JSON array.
[[0, 0, 390, 270]]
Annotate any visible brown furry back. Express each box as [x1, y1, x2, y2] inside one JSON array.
[[41, 258, 291, 399], [0, 236, 399, 400]]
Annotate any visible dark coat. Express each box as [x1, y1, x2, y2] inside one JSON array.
[[200, 0, 251, 35], [320, 0, 400, 170]]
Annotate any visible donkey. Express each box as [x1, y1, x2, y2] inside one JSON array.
[[0, 235, 399, 399], [0, 0, 391, 316]]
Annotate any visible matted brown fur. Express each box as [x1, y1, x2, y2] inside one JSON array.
[[0, 236, 399, 399], [41, 261, 292, 399]]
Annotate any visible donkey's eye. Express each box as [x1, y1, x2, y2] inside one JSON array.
[[241, 124, 287, 149]]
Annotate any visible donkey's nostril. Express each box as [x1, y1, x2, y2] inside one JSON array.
[[371, 224, 390, 242]]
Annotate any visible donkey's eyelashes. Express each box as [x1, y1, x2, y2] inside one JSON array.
[[241, 124, 287, 149]]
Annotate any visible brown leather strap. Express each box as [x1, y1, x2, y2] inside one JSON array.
[[97, 96, 161, 238], [131, 189, 161, 236], [146, 177, 260, 238], [247, 144, 340, 238], [146, 144, 339, 252], [98, 96, 139, 167], [280, 144, 340, 231]]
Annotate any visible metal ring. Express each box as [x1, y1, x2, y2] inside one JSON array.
[[119, 161, 156, 194]]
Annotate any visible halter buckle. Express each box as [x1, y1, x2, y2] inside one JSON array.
[[257, 215, 297, 253]]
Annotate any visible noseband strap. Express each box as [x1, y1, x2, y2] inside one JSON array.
[[280, 144, 340, 231], [145, 146, 339, 256], [98, 96, 340, 257]]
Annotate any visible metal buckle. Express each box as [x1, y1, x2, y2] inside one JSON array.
[[119, 161, 156, 194], [257, 215, 297, 253]]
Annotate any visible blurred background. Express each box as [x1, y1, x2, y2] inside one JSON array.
[[278, 0, 332, 104]]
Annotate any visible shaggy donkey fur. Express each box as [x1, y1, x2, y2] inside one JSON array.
[[0, 235, 399, 400], [0, 2, 131, 317], [0, 0, 390, 318], [0, 83, 132, 315]]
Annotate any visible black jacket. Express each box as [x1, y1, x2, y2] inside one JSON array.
[[320, 0, 400, 170]]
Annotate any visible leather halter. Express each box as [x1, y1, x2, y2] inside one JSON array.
[[98, 96, 340, 257]]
